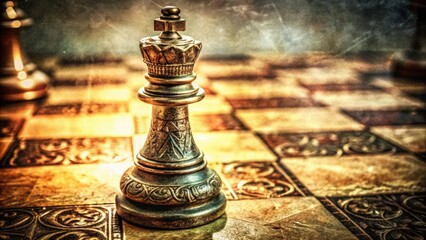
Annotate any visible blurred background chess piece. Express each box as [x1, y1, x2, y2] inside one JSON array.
[[0, 0, 49, 101], [391, 0, 426, 78]]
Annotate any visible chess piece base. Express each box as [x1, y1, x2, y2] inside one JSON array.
[[391, 50, 426, 78], [116, 165, 226, 229], [116, 192, 226, 229], [0, 69, 49, 101]]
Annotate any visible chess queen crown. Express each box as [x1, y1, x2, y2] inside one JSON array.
[[139, 6, 202, 76]]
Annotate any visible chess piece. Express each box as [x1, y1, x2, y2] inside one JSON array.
[[0, 0, 49, 101], [116, 6, 226, 229], [391, 0, 426, 78]]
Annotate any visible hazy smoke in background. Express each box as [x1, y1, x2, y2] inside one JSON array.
[[20, 0, 414, 56]]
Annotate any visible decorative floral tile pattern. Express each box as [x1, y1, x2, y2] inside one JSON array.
[[3, 137, 132, 167], [320, 193, 426, 240], [261, 131, 403, 158], [0, 204, 122, 239]]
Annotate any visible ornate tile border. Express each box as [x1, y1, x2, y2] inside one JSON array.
[[319, 193, 426, 240], [213, 161, 309, 199], [0, 204, 122, 240], [2, 137, 132, 167], [260, 131, 404, 158]]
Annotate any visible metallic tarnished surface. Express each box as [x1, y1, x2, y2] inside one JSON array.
[[115, 6, 226, 229], [0, 51, 425, 239]]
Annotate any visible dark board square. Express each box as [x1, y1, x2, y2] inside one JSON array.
[[261, 131, 403, 158], [418, 152, 426, 161], [345, 110, 426, 126], [52, 78, 127, 87], [0, 204, 122, 239], [35, 103, 128, 116], [407, 93, 426, 103], [227, 97, 320, 109], [35, 103, 80, 115], [200, 54, 252, 62], [3, 137, 132, 167], [319, 193, 426, 240], [194, 114, 247, 131], [215, 161, 307, 199], [302, 83, 380, 92]]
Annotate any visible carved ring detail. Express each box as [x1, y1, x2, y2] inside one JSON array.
[[120, 170, 222, 205]]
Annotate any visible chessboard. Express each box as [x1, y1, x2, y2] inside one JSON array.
[[0, 53, 425, 240]]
